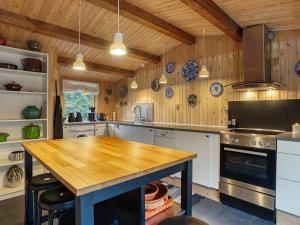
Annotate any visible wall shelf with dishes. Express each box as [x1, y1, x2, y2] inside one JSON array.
[[0, 45, 48, 201]]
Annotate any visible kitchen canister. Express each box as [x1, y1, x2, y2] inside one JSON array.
[[292, 123, 300, 133]]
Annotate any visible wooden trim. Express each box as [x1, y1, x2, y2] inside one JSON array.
[[57, 56, 134, 77], [0, 9, 160, 63], [179, 0, 243, 42], [87, 0, 196, 45]]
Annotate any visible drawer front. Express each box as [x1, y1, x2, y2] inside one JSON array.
[[153, 129, 174, 138], [278, 140, 300, 156], [276, 178, 300, 216], [277, 153, 300, 182]]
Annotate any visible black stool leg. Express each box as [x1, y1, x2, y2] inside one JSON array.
[[48, 210, 55, 225], [36, 204, 41, 225], [33, 190, 39, 225]]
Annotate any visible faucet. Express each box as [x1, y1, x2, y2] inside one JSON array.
[[134, 105, 144, 122]]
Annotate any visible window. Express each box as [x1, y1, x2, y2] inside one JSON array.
[[64, 91, 95, 121]]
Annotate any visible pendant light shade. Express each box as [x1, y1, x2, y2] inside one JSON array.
[[110, 32, 127, 56], [159, 73, 168, 84], [199, 28, 209, 78], [199, 65, 209, 78], [73, 0, 86, 71], [110, 0, 127, 56], [130, 63, 138, 89], [130, 79, 138, 89], [73, 53, 86, 71], [159, 44, 167, 84]]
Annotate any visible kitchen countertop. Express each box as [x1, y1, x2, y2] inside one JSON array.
[[64, 120, 226, 134], [110, 120, 226, 134], [276, 132, 300, 142]]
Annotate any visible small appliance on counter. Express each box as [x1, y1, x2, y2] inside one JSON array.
[[292, 123, 300, 133], [68, 113, 76, 123], [97, 113, 106, 121], [88, 107, 96, 121], [75, 112, 82, 122]]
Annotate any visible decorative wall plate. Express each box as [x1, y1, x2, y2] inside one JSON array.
[[182, 60, 199, 82], [151, 79, 160, 92], [165, 87, 174, 99], [166, 63, 175, 74], [210, 82, 224, 97], [119, 84, 128, 98], [187, 94, 198, 107], [296, 60, 300, 77]]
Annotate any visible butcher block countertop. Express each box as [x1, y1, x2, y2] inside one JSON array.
[[22, 136, 196, 196]]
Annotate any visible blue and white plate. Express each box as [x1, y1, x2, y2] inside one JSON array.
[[165, 86, 174, 99], [166, 63, 175, 74], [151, 79, 160, 92], [296, 60, 300, 77], [187, 94, 198, 107], [182, 60, 199, 82]]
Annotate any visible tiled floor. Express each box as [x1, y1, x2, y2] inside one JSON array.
[[166, 183, 275, 225], [0, 187, 275, 225]]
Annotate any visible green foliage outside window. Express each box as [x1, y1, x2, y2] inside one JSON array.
[[64, 92, 95, 121]]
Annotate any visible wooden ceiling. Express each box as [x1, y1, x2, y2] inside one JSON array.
[[0, 0, 299, 82]]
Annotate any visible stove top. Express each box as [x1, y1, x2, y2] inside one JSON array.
[[228, 128, 284, 136], [221, 128, 286, 150]]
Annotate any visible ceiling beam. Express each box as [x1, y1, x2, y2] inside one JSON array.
[[57, 56, 134, 77], [179, 0, 242, 42], [0, 9, 160, 63], [86, 0, 196, 45]]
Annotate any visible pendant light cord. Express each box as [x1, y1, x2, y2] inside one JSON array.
[[118, 0, 120, 32], [202, 28, 205, 62], [162, 43, 165, 72], [78, 0, 82, 53]]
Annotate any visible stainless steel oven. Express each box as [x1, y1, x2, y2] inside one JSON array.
[[220, 129, 280, 221]]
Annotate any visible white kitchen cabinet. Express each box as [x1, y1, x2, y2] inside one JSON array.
[[153, 129, 175, 149], [114, 124, 132, 140], [175, 131, 220, 189], [131, 126, 154, 144], [95, 124, 107, 136], [107, 124, 115, 137], [276, 140, 300, 217]]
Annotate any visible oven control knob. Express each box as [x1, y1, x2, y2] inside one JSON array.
[[258, 141, 263, 147], [235, 139, 240, 143], [225, 138, 229, 143], [230, 138, 235, 143], [266, 142, 271, 147], [252, 140, 257, 146]]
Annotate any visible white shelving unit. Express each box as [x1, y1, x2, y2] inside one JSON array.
[[0, 45, 48, 201]]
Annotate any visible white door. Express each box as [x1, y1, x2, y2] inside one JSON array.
[[131, 126, 154, 144], [114, 124, 132, 140]]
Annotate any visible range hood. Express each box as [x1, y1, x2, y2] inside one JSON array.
[[232, 24, 281, 91]]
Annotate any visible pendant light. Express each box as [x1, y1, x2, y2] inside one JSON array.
[[131, 63, 138, 89], [159, 44, 167, 84], [199, 28, 209, 78], [110, 0, 127, 56], [73, 0, 86, 71]]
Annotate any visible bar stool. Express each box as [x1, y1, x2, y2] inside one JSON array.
[[26, 173, 61, 225], [37, 185, 75, 225], [58, 202, 119, 225], [158, 216, 209, 225]]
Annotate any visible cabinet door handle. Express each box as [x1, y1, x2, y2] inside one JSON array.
[[149, 129, 152, 132], [161, 133, 166, 136], [206, 135, 210, 138]]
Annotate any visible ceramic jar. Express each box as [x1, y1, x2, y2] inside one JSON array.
[[22, 106, 41, 119], [6, 165, 24, 188]]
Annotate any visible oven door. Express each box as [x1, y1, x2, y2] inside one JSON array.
[[220, 145, 276, 190]]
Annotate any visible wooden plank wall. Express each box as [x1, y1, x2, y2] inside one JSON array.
[[115, 29, 300, 126]]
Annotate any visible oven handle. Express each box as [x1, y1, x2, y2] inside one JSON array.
[[224, 147, 267, 157]]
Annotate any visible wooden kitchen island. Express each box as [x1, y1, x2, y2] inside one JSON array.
[[22, 136, 196, 225]]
